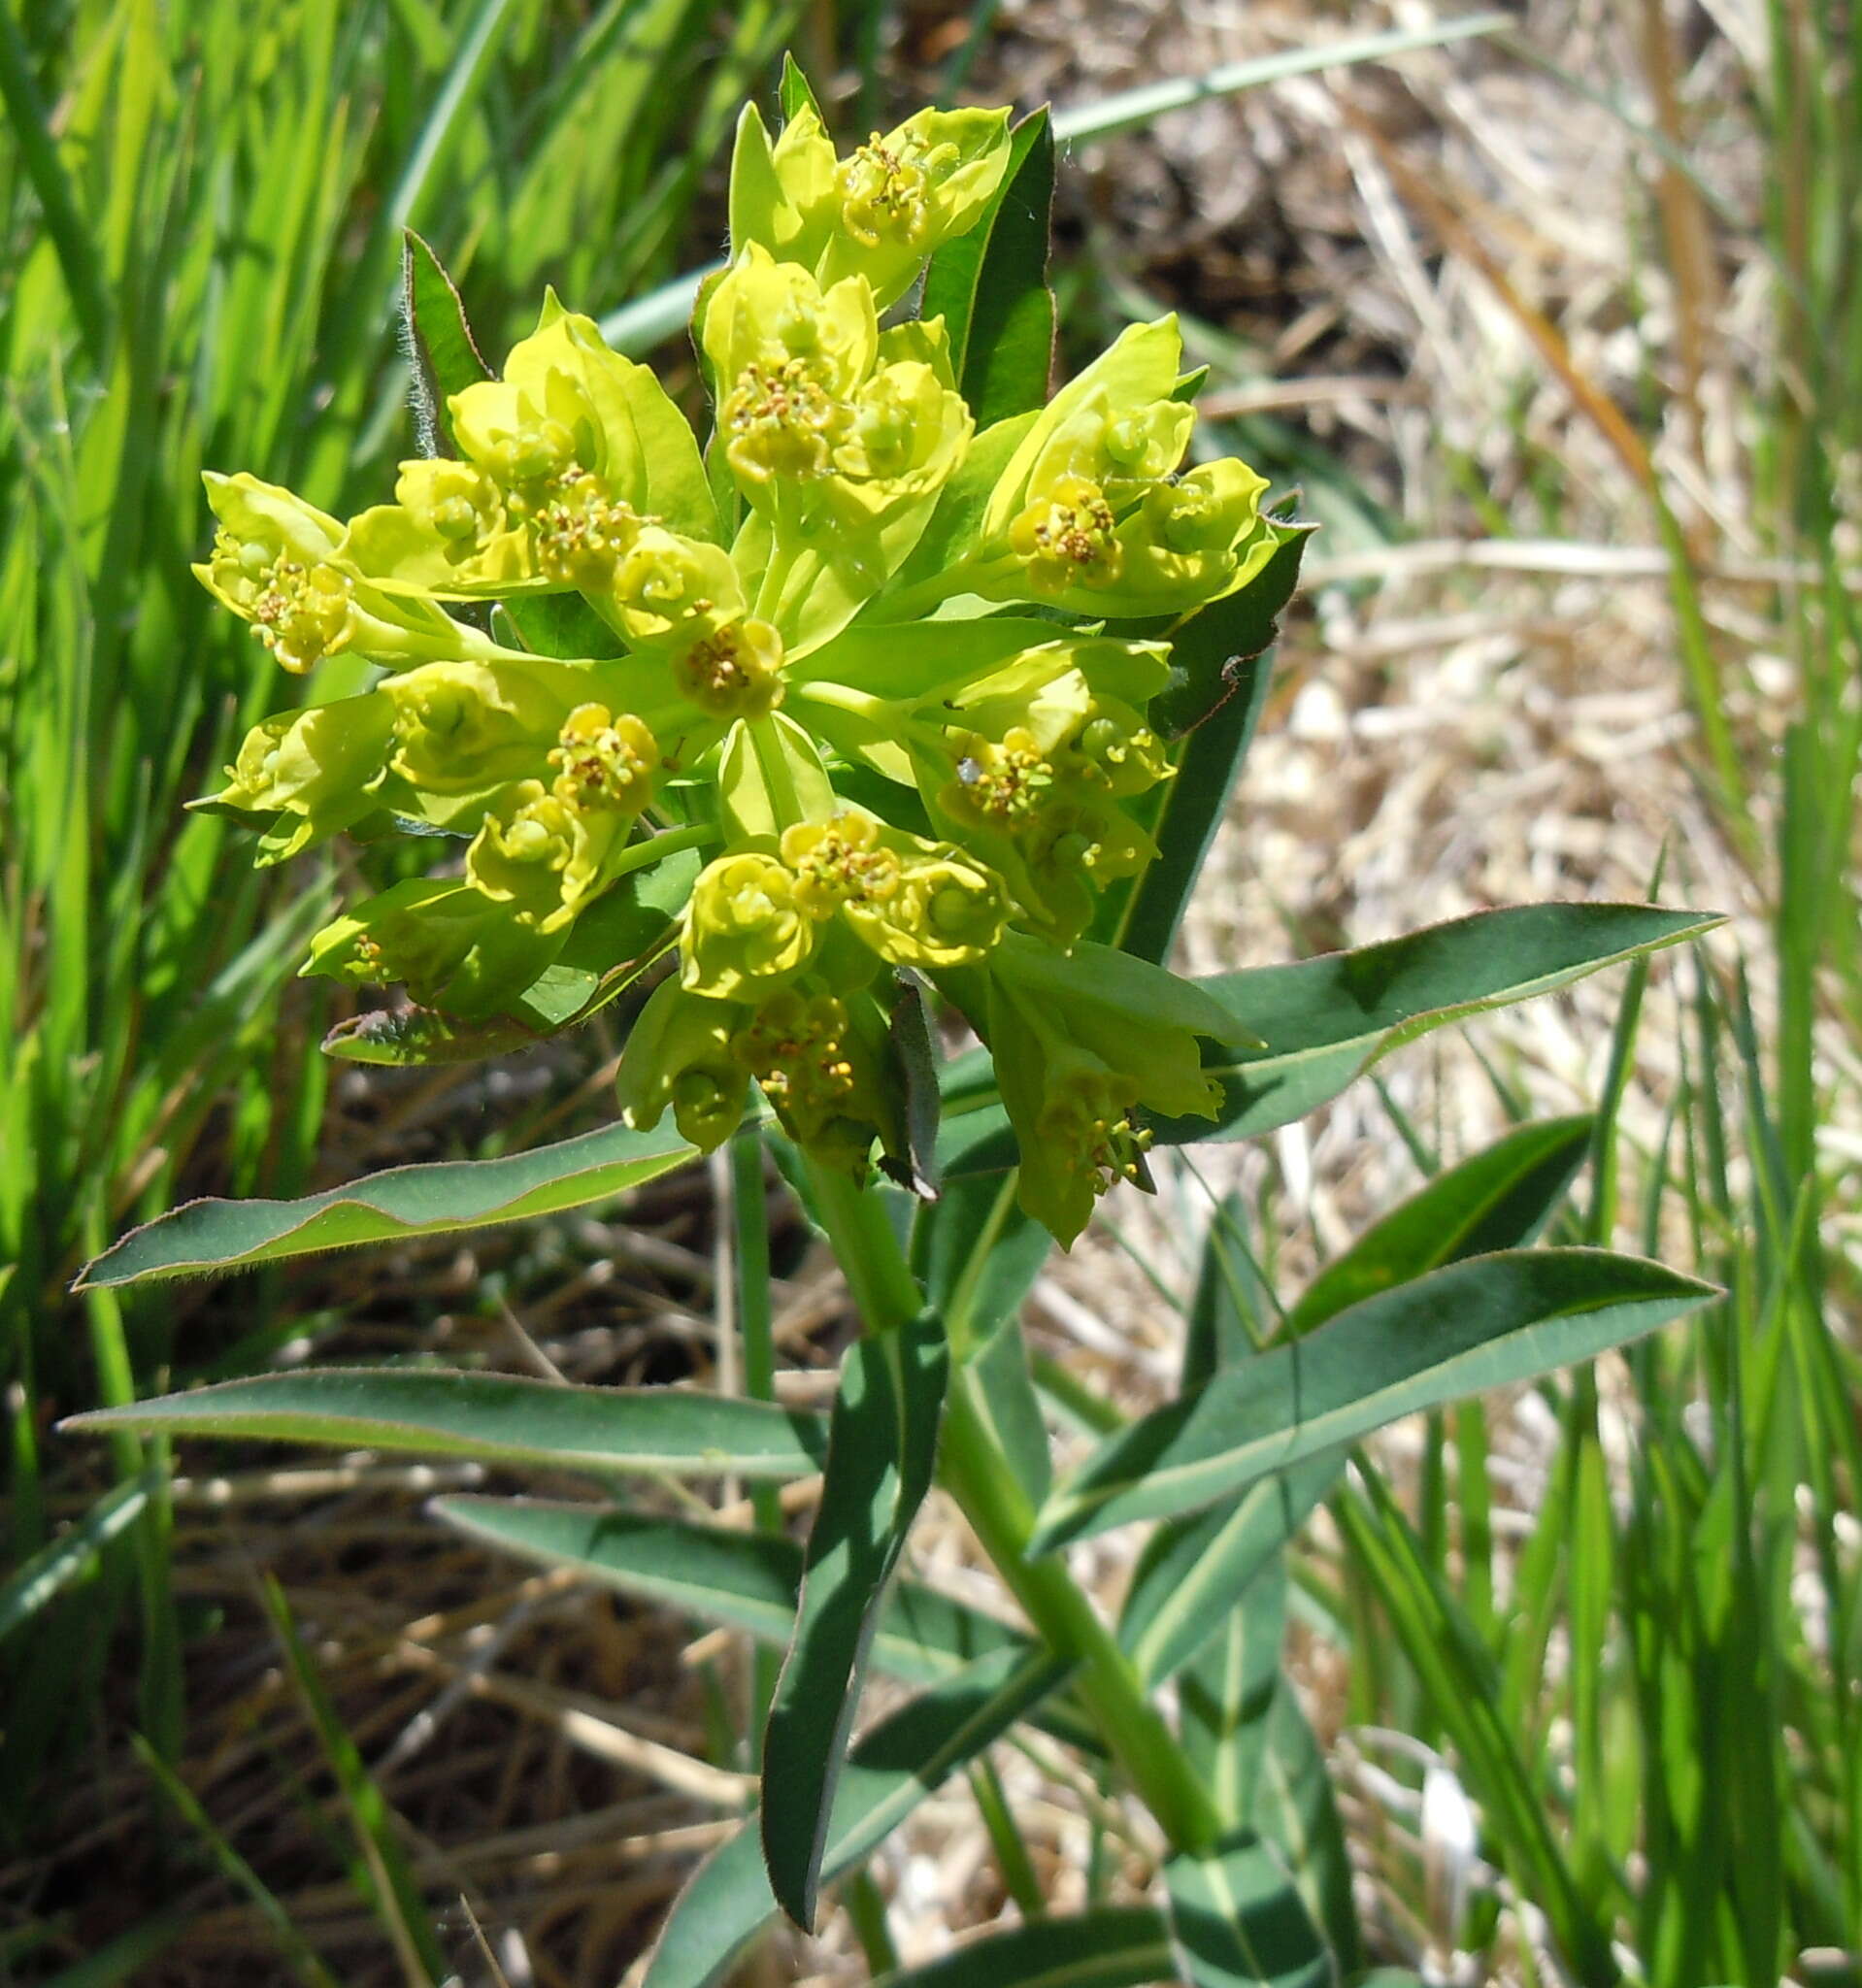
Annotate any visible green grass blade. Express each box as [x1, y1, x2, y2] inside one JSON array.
[[132, 1736, 342, 1988], [262, 1577, 449, 1987], [0, 1467, 158, 1644]]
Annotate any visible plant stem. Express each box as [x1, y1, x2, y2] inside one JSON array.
[[799, 1156, 1222, 1857]]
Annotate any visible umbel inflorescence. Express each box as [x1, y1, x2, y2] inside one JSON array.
[[198, 94, 1282, 1244]]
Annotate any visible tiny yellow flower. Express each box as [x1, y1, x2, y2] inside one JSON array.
[[672, 618, 785, 718], [682, 850, 815, 998]]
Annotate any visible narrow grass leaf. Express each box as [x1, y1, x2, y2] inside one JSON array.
[[644, 1646, 1070, 1988], [1164, 1831, 1339, 1988], [1172, 906, 1718, 1147], [921, 108, 1055, 427], [66, 1370, 826, 1479], [0, 1468, 158, 1644], [39, 1916, 189, 1988], [76, 1119, 698, 1287], [262, 1577, 448, 1987], [872, 1906, 1176, 1986], [762, 1309, 950, 1927], [133, 1736, 341, 1988], [1032, 1250, 1713, 1549]]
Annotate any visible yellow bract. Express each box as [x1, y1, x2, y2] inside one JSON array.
[[198, 86, 1280, 1238]]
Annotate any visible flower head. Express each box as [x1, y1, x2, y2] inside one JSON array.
[[197, 82, 1282, 1233]]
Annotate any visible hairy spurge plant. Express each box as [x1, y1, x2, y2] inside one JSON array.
[[75, 70, 1719, 1988]]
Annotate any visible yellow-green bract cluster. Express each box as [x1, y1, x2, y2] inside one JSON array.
[[197, 97, 1274, 1244]]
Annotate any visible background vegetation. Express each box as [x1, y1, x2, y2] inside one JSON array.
[[1, 0, 1856, 1982]]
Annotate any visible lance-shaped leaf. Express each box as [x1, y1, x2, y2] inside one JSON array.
[[873, 1906, 1176, 1987], [65, 1371, 826, 1481], [1165, 1831, 1339, 1988], [1163, 905, 1719, 1149], [76, 1119, 698, 1288], [921, 107, 1055, 428], [1032, 1250, 1712, 1550], [1283, 1114, 1593, 1335], [401, 229, 490, 457], [437, 1494, 1102, 1758], [762, 1308, 949, 1928], [1177, 1567, 1362, 1971], [1120, 1454, 1340, 1690], [1122, 1116, 1591, 1686], [433, 1498, 1025, 1687], [1111, 513, 1313, 965], [644, 1645, 1070, 1988], [941, 908, 1717, 1179]]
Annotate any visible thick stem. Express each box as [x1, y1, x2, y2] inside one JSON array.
[[798, 1156, 1222, 1857]]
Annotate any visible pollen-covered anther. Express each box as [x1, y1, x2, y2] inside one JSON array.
[[532, 477, 644, 586], [732, 994, 857, 1113], [246, 552, 355, 673], [549, 705, 658, 810], [1009, 474, 1124, 586], [673, 618, 785, 717], [840, 133, 935, 248], [948, 729, 1055, 825], [723, 359, 850, 483], [1041, 1073, 1148, 1201], [781, 814, 901, 914]]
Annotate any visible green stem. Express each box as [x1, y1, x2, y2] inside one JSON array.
[[612, 819, 717, 881], [798, 1155, 1222, 1857]]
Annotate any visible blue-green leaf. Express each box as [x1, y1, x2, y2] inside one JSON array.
[[65, 1371, 825, 1481], [1164, 1831, 1338, 1988], [1032, 1250, 1713, 1549], [76, 1119, 698, 1287], [433, 1498, 1027, 1688], [875, 1906, 1176, 1986], [762, 1309, 950, 1928], [644, 1646, 1071, 1988], [1283, 1114, 1592, 1335], [1173, 906, 1718, 1149], [922, 108, 1055, 427], [1121, 1455, 1340, 1689]]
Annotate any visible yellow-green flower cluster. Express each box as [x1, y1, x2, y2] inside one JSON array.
[[196, 94, 1273, 1243]]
